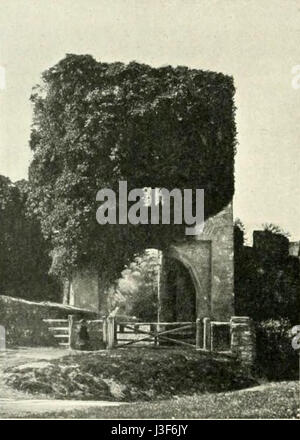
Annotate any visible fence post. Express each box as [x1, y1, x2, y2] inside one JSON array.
[[210, 323, 214, 351], [107, 316, 116, 349], [102, 316, 107, 345], [68, 315, 74, 349], [114, 318, 118, 345], [203, 317, 211, 351], [196, 318, 201, 349], [0, 325, 5, 351]]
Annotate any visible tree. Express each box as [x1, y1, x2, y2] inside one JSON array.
[[28, 54, 236, 283], [0, 175, 61, 301], [262, 223, 290, 238], [108, 249, 161, 320]]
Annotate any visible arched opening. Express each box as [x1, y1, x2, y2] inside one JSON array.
[[164, 258, 197, 322], [112, 248, 199, 324], [111, 248, 162, 321]]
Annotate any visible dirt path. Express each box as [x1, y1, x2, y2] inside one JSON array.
[[0, 398, 124, 418], [0, 346, 69, 368], [0, 347, 69, 399], [0, 347, 124, 418]]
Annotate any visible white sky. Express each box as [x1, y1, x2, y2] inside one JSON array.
[[0, 0, 300, 241]]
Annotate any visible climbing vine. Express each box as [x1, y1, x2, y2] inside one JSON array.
[[28, 54, 236, 282]]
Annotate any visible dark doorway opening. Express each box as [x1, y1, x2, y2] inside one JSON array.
[[165, 258, 197, 322]]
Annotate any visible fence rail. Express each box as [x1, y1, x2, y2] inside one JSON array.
[[43, 318, 70, 347], [106, 318, 202, 349], [43, 315, 232, 354]]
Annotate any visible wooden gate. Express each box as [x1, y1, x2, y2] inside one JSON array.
[[43, 318, 70, 347], [106, 317, 232, 353], [106, 318, 202, 349]]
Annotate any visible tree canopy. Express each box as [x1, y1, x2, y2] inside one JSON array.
[[107, 249, 160, 321], [29, 54, 236, 281], [0, 175, 61, 301]]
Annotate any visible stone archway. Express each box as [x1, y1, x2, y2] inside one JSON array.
[[160, 242, 211, 322], [159, 202, 234, 322], [160, 255, 197, 322], [66, 202, 234, 322]]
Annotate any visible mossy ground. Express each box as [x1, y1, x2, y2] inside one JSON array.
[[4, 348, 256, 402]]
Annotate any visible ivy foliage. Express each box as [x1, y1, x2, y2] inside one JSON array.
[[29, 54, 236, 281]]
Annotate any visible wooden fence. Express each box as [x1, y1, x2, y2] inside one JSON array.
[[43, 318, 70, 347], [106, 317, 232, 353], [43, 315, 232, 353]]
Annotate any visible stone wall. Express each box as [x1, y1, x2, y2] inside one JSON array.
[[69, 268, 100, 312], [235, 229, 300, 322], [289, 241, 300, 257], [166, 241, 212, 320], [230, 316, 256, 371], [0, 295, 98, 347], [198, 202, 234, 320], [66, 202, 234, 322]]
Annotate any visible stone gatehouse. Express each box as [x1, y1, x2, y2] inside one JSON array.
[[64, 201, 234, 323]]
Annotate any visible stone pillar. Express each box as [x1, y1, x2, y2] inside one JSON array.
[[230, 316, 256, 371], [195, 202, 234, 321]]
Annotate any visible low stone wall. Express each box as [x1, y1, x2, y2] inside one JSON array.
[[0, 295, 98, 347], [230, 316, 256, 372]]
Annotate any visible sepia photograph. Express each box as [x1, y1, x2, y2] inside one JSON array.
[[0, 0, 299, 424]]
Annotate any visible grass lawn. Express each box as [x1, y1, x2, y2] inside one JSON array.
[[8, 381, 300, 419], [3, 348, 299, 419], [4, 348, 256, 401]]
